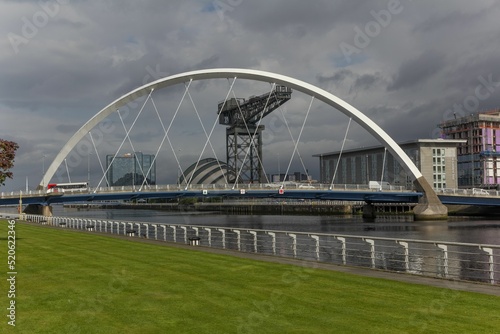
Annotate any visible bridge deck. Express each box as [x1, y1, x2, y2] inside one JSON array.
[[2, 184, 500, 206]]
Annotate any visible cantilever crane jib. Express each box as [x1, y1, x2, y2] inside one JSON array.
[[217, 86, 292, 184]]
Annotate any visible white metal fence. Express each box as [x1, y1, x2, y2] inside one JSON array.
[[5, 213, 499, 285]]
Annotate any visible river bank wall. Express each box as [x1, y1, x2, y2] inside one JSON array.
[[63, 201, 417, 215]]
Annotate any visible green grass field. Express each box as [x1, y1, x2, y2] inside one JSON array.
[[0, 219, 499, 333]]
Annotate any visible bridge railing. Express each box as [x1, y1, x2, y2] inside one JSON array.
[[9, 213, 499, 285], [437, 187, 500, 197], [0, 183, 414, 199], [6, 184, 500, 199]]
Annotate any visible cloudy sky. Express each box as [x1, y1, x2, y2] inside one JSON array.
[[1, 0, 500, 191]]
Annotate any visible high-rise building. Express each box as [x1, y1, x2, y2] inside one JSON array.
[[314, 139, 465, 190], [440, 110, 500, 188], [106, 152, 156, 187]]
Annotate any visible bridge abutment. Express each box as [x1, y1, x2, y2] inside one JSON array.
[[24, 204, 53, 217], [413, 176, 448, 220]]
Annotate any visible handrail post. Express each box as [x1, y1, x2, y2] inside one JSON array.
[[436, 244, 449, 278], [153, 224, 158, 240], [311, 235, 320, 261], [162, 225, 167, 241], [204, 228, 212, 247], [364, 238, 375, 269], [397, 241, 410, 272], [233, 230, 241, 251], [267, 232, 276, 255], [249, 231, 257, 253], [288, 233, 297, 258], [217, 229, 226, 249], [180, 226, 187, 243], [334, 236, 346, 265], [480, 247, 495, 284], [169, 225, 177, 243]]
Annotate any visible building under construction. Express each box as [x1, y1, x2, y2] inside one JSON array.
[[440, 109, 500, 188]]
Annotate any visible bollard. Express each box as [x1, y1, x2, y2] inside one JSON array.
[[188, 237, 201, 246]]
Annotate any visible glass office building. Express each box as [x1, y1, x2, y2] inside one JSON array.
[[106, 152, 156, 187]]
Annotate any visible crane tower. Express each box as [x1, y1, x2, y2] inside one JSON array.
[[218, 85, 292, 183]]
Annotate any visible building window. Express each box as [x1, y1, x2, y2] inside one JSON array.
[[432, 148, 446, 189]]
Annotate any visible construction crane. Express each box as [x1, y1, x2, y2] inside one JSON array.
[[217, 85, 292, 183]]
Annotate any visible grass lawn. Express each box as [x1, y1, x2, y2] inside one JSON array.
[[0, 219, 499, 333]]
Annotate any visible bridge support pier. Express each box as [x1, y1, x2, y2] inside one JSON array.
[[24, 204, 53, 217], [413, 176, 448, 220], [362, 203, 376, 219]]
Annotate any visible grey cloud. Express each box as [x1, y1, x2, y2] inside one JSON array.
[[317, 69, 355, 84], [1, 0, 500, 191], [387, 50, 446, 91], [352, 73, 385, 92], [317, 70, 386, 93], [228, 0, 391, 35], [413, 3, 500, 34]]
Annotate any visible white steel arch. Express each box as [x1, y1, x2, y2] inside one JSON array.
[[40, 68, 423, 188]]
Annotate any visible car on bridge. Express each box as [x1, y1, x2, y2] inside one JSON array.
[[473, 188, 490, 195]]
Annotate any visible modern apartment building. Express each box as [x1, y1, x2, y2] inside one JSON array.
[[314, 139, 465, 190], [440, 110, 500, 188]]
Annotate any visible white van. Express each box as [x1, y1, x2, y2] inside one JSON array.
[[368, 181, 390, 190]]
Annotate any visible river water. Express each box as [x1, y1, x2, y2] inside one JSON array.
[[36, 205, 500, 245]]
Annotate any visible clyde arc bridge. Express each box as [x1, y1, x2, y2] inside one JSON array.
[[1, 68, 464, 219]]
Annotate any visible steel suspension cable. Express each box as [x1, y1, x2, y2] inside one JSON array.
[[117, 107, 152, 187], [88, 132, 109, 188], [380, 147, 387, 190], [158, 79, 193, 188], [330, 117, 352, 190], [95, 89, 153, 190], [64, 159, 71, 183], [185, 78, 237, 189], [282, 96, 314, 188], [273, 91, 311, 182]]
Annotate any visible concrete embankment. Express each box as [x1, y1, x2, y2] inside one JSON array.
[[63, 201, 417, 215]]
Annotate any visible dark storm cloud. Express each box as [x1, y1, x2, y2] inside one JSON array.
[[387, 50, 446, 91], [317, 69, 354, 86], [352, 72, 385, 91]]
